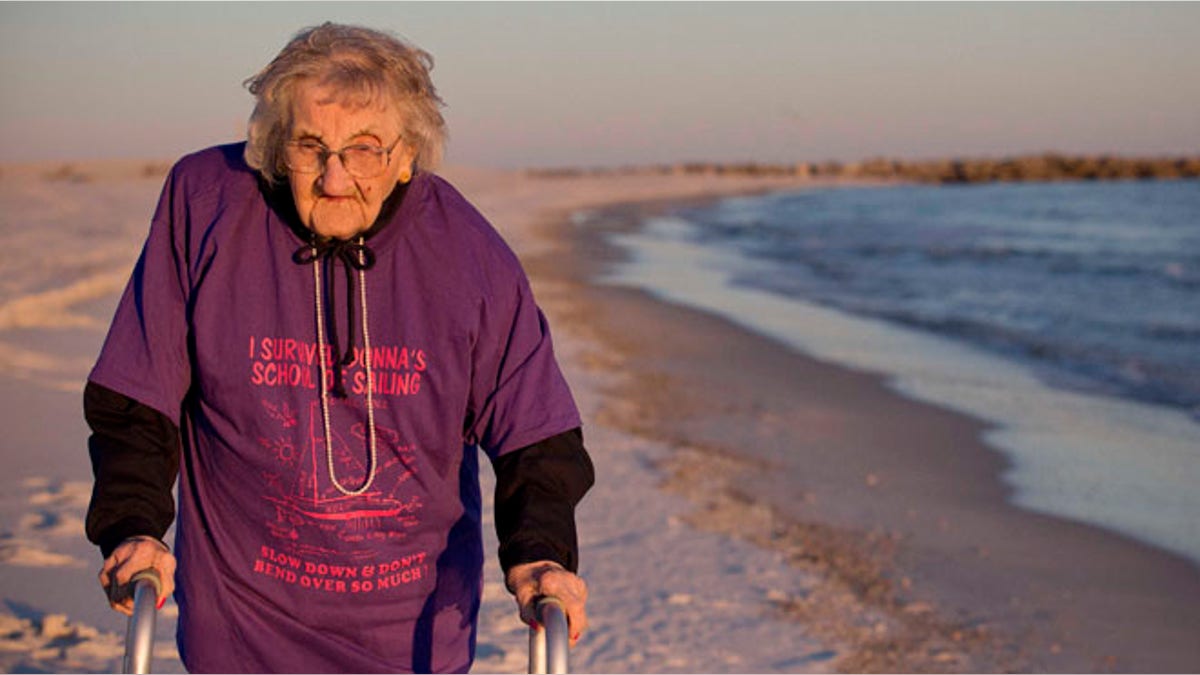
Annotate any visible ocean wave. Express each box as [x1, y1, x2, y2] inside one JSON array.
[[1142, 322, 1200, 341]]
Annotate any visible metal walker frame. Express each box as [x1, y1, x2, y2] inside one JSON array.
[[122, 578, 571, 674], [121, 569, 162, 674], [528, 596, 570, 674]]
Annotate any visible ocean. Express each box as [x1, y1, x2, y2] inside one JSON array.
[[594, 178, 1200, 566]]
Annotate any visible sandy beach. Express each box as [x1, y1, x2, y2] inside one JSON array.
[[1, 160, 1197, 673]]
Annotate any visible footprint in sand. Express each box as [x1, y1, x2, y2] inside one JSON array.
[[0, 606, 178, 673], [0, 477, 92, 568]]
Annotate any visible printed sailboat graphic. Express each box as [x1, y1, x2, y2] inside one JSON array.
[[264, 400, 421, 547]]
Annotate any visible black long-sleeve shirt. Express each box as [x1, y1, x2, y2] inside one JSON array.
[[84, 381, 594, 572]]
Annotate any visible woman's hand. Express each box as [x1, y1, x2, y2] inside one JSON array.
[[98, 535, 176, 616], [506, 560, 589, 646]]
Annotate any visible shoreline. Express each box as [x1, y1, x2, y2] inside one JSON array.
[[518, 185, 1200, 672]]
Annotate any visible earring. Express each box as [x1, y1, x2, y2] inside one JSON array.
[[399, 166, 413, 183]]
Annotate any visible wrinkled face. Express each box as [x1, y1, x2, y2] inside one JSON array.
[[287, 82, 416, 240]]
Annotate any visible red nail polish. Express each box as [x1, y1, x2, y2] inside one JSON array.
[[157, 597, 166, 610]]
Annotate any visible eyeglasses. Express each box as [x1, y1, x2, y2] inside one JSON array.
[[284, 135, 403, 179]]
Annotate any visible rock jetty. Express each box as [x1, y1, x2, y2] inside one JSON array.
[[529, 153, 1200, 184]]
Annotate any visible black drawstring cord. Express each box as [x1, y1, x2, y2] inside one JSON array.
[[293, 238, 377, 397]]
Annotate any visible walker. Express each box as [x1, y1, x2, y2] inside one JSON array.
[[121, 576, 571, 674]]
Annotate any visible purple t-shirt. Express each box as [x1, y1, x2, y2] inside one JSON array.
[[90, 143, 581, 673]]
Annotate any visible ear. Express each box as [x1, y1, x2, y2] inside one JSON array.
[[394, 140, 419, 184]]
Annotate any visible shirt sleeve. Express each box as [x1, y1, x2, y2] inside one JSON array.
[[84, 382, 180, 558], [491, 427, 594, 574], [88, 164, 194, 422], [463, 254, 581, 459]]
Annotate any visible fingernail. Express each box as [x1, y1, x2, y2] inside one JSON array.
[[528, 620, 540, 630], [572, 633, 581, 642], [157, 597, 166, 610]]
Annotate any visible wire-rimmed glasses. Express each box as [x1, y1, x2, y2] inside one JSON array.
[[284, 135, 403, 179]]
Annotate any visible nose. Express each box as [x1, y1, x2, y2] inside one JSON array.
[[318, 152, 356, 196]]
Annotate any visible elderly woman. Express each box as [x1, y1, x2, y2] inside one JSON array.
[[85, 23, 593, 673]]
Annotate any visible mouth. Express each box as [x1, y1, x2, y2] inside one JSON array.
[[314, 196, 362, 214]]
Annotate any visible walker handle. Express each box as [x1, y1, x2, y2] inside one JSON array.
[[122, 568, 162, 674], [528, 596, 570, 674]]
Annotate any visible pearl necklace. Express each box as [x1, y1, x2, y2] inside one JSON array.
[[311, 239, 377, 496]]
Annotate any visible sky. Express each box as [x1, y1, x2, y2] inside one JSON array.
[[1, 2, 1198, 169]]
